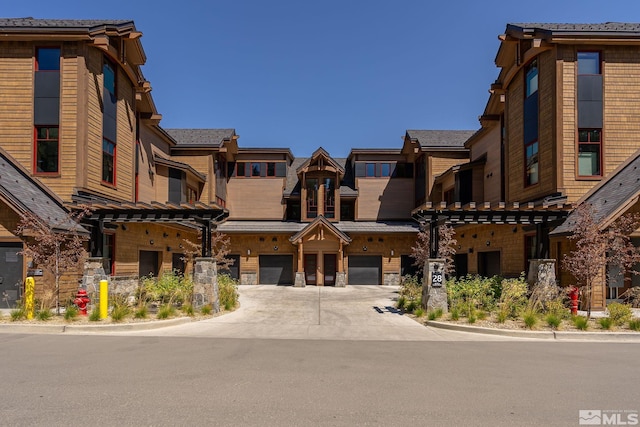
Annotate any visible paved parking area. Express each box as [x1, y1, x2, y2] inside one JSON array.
[[119, 285, 521, 341]]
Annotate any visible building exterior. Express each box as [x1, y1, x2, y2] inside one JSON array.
[[0, 19, 639, 310]]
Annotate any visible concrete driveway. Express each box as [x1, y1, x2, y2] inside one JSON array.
[[119, 285, 519, 341]]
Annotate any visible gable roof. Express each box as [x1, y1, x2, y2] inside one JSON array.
[[284, 157, 356, 198], [164, 129, 236, 148], [295, 147, 345, 175], [551, 148, 640, 235], [0, 147, 87, 234], [289, 215, 352, 244], [506, 22, 640, 37], [0, 18, 135, 32], [405, 130, 476, 150]]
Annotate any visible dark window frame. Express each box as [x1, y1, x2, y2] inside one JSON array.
[[102, 57, 117, 186], [577, 51, 601, 75], [35, 47, 61, 71], [525, 140, 539, 186], [33, 125, 60, 175], [577, 128, 603, 178], [102, 138, 116, 185], [524, 58, 540, 188]]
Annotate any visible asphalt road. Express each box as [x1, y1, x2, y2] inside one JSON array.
[[1, 334, 639, 426]]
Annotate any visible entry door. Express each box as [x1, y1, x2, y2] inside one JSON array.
[[304, 254, 317, 285], [324, 254, 336, 286], [478, 251, 501, 277], [139, 250, 160, 277], [0, 244, 23, 308], [454, 254, 468, 278]]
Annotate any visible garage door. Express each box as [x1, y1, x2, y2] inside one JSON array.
[[259, 255, 293, 285], [348, 256, 382, 285]]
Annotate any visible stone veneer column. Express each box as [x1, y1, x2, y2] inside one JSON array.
[[194, 257, 219, 312], [82, 257, 107, 293], [421, 258, 448, 313], [295, 272, 306, 287], [335, 272, 346, 287], [527, 259, 558, 301]]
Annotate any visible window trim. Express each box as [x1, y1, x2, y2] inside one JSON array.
[[577, 51, 602, 76], [524, 140, 539, 187], [35, 46, 61, 71], [102, 138, 117, 186], [576, 128, 603, 179], [231, 161, 285, 178], [33, 125, 60, 176]]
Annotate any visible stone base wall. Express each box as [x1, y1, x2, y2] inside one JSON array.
[[193, 257, 219, 312], [383, 273, 400, 286], [422, 259, 448, 313], [335, 272, 346, 288], [294, 272, 306, 287], [241, 272, 257, 285]]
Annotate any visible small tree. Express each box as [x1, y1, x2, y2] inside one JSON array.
[[15, 208, 89, 314], [562, 203, 640, 317], [411, 224, 457, 275], [181, 230, 234, 273]]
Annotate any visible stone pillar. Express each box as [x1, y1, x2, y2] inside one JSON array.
[[527, 259, 559, 303], [421, 258, 448, 313], [82, 257, 107, 293], [335, 272, 346, 287], [295, 272, 306, 287], [193, 257, 219, 312]]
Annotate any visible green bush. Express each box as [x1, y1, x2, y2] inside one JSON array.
[[218, 274, 239, 311], [523, 310, 538, 329], [629, 319, 640, 331], [141, 270, 194, 305], [110, 305, 130, 323], [134, 306, 148, 319], [467, 313, 477, 324], [181, 303, 195, 317], [427, 310, 437, 320], [413, 308, 425, 318], [64, 306, 78, 321], [405, 300, 419, 313], [598, 317, 613, 330], [396, 296, 406, 310], [10, 308, 26, 321], [545, 313, 561, 330], [89, 308, 101, 322], [477, 311, 488, 320], [157, 304, 176, 319], [497, 310, 508, 323], [447, 275, 497, 316], [497, 275, 528, 320], [573, 316, 589, 331], [36, 309, 53, 321], [607, 302, 633, 326], [544, 296, 570, 319], [201, 304, 213, 315], [450, 307, 460, 321]]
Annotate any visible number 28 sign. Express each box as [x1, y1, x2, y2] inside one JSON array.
[[431, 271, 444, 287]]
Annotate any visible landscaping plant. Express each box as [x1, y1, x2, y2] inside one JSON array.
[[606, 302, 633, 327], [218, 273, 239, 311], [629, 319, 640, 331], [573, 316, 589, 331], [64, 306, 78, 321], [522, 309, 538, 329], [598, 317, 613, 330], [496, 275, 528, 321], [545, 313, 561, 330], [447, 275, 496, 317]]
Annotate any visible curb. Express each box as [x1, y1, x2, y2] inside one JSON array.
[[425, 320, 640, 342], [0, 316, 194, 334]]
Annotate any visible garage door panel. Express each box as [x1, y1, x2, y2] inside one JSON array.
[[259, 255, 293, 285], [348, 256, 381, 285]]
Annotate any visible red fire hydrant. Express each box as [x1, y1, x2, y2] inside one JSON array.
[[73, 289, 91, 316], [568, 286, 580, 316]]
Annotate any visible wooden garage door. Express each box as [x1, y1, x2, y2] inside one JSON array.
[[259, 255, 293, 285], [348, 256, 382, 285]]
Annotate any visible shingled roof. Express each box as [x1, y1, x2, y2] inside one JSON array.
[[0, 148, 87, 234], [405, 130, 476, 149], [506, 22, 640, 35], [283, 157, 357, 198], [0, 18, 135, 32], [164, 129, 236, 148], [551, 148, 640, 236]]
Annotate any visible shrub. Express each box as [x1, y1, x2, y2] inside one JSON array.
[[447, 275, 497, 316], [477, 311, 488, 320], [398, 275, 421, 310], [89, 308, 101, 322], [427, 310, 437, 320], [181, 303, 195, 317], [433, 307, 443, 319], [36, 309, 53, 321], [405, 300, 419, 313], [496, 275, 528, 320], [110, 305, 130, 323], [629, 319, 640, 331], [450, 307, 459, 321], [523, 310, 538, 329], [545, 313, 561, 330], [157, 304, 176, 319], [134, 306, 148, 319], [598, 317, 613, 330], [467, 313, 477, 324], [396, 296, 406, 310], [497, 310, 508, 323], [141, 270, 194, 306], [64, 306, 78, 321], [413, 308, 425, 318], [620, 287, 640, 308], [218, 274, 239, 311], [201, 304, 213, 315], [607, 302, 633, 327], [10, 308, 26, 321], [573, 316, 589, 331], [544, 296, 570, 320]]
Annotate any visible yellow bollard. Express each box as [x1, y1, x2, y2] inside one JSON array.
[[99, 279, 108, 319], [25, 277, 35, 320]]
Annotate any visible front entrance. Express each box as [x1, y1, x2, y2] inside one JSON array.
[[0, 243, 23, 308], [304, 253, 337, 286]]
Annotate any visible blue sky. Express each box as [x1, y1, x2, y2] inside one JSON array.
[[6, 1, 640, 156]]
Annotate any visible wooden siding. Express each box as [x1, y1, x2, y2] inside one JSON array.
[[470, 125, 502, 202], [355, 178, 414, 220], [226, 234, 297, 275], [226, 178, 285, 220], [173, 154, 212, 203], [346, 234, 416, 274], [137, 125, 170, 203], [428, 156, 465, 196], [112, 222, 198, 276]]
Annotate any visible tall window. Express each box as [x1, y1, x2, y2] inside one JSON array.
[[34, 47, 61, 175], [35, 126, 59, 173], [306, 178, 318, 218], [578, 129, 602, 176], [577, 52, 603, 178], [324, 178, 335, 219], [524, 59, 539, 186], [102, 58, 117, 185]]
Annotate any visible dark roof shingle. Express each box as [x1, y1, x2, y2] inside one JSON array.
[[406, 130, 476, 149], [164, 129, 236, 147]]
